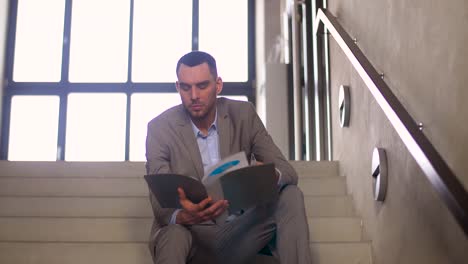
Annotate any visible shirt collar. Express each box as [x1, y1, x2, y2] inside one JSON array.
[[190, 109, 218, 138]]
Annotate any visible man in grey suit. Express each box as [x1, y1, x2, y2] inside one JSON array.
[[146, 51, 311, 264]]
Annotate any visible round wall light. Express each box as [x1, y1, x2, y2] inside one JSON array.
[[371, 147, 388, 201], [338, 85, 350, 127]]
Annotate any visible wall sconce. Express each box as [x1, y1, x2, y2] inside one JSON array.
[[372, 147, 388, 201], [339, 85, 350, 127]]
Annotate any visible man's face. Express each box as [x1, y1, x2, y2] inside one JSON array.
[[176, 62, 222, 121]]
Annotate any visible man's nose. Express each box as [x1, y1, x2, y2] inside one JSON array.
[[190, 87, 199, 99]]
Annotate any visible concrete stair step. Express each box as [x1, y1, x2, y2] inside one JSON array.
[[0, 197, 153, 217], [0, 242, 372, 264], [0, 161, 338, 179], [0, 177, 148, 197], [0, 242, 153, 264], [308, 217, 363, 242], [305, 195, 355, 217], [298, 177, 347, 196], [310, 242, 372, 264], [0, 161, 145, 178], [0, 217, 362, 243], [0, 218, 151, 242], [0, 177, 347, 197], [0, 195, 355, 218], [290, 161, 340, 178]]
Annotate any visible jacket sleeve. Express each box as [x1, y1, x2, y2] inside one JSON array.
[[145, 119, 177, 227], [247, 103, 299, 186]]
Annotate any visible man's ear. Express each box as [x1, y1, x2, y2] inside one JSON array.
[[216, 77, 223, 95], [175, 81, 180, 93]]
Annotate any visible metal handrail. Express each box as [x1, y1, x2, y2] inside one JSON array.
[[314, 8, 468, 235]]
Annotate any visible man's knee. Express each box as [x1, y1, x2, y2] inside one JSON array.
[[279, 185, 305, 204], [149, 225, 193, 263], [156, 225, 192, 246], [276, 185, 307, 217], [275, 185, 310, 248]]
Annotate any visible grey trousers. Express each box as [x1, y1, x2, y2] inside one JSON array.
[[149, 185, 311, 264]]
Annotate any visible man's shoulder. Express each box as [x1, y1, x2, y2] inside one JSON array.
[[218, 97, 255, 117], [148, 104, 185, 127]]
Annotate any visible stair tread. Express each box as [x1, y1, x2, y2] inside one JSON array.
[[291, 160, 340, 178], [0, 177, 149, 197], [0, 195, 355, 217], [0, 161, 146, 178], [305, 195, 355, 217], [0, 242, 154, 264], [0, 216, 363, 243], [0, 161, 338, 178], [299, 177, 347, 196], [310, 242, 372, 264], [0, 177, 347, 197], [308, 217, 363, 242], [0, 241, 371, 264]]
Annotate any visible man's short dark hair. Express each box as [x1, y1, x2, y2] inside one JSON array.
[[176, 51, 218, 78]]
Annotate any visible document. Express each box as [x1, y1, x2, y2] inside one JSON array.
[[144, 151, 278, 215]]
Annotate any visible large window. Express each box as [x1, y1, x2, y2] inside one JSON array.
[[1, 0, 253, 161]]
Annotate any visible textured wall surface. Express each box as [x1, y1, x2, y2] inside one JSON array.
[[328, 0, 468, 263]]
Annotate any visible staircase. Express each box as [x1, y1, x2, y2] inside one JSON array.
[[0, 161, 372, 264], [292, 161, 372, 264]]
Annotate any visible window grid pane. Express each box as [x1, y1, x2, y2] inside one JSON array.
[[199, 0, 248, 82], [8, 96, 60, 161], [132, 0, 192, 82], [68, 0, 130, 83], [65, 93, 127, 161], [13, 0, 65, 82], [130, 93, 181, 161]]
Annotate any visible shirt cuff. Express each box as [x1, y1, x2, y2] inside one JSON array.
[[169, 209, 181, 224]]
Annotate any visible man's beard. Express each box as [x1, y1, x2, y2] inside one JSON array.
[[186, 102, 214, 122]]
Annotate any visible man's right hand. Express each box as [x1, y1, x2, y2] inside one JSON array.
[[175, 187, 229, 225]]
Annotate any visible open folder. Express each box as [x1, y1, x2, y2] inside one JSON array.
[[144, 152, 279, 214]]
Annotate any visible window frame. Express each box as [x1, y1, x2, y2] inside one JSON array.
[[1, 0, 255, 160]]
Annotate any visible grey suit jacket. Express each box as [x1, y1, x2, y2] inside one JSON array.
[[145, 97, 298, 238]]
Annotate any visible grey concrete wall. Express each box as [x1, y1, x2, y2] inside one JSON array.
[[256, 0, 290, 158], [0, 0, 9, 139], [328, 0, 468, 263]]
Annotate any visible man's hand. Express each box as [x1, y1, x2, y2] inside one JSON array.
[[254, 161, 264, 166], [175, 188, 229, 225]]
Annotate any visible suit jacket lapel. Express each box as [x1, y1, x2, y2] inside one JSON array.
[[175, 107, 204, 180], [217, 100, 231, 159]]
